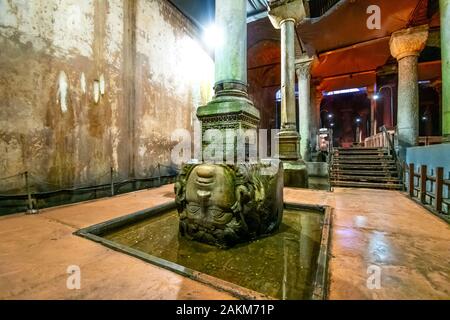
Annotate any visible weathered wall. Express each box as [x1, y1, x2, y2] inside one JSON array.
[[0, 0, 214, 199]]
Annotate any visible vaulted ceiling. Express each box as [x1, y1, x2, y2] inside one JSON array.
[[169, 0, 269, 29], [171, 0, 442, 92]]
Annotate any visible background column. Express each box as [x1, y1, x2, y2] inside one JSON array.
[[268, 0, 308, 187], [296, 57, 314, 161], [390, 25, 429, 156]]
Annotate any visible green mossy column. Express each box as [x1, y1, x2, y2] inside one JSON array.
[[197, 0, 260, 158], [214, 0, 247, 87], [390, 26, 429, 157], [441, 0, 450, 142]]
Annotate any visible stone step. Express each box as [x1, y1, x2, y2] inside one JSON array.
[[332, 164, 397, 170], [334, 155, 393, 160], [335, 149, 387, 153], [336, 147, 385, 151], [333, 159, 396, 164], [330, 175, 402, 182], [331, 170, 399, 176], [331, 181, 404, 190], [335, 149, 387, 154], [334, 152, 389, 157]]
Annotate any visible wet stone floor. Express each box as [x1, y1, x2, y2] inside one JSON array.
[[103, 209, 324, 300]]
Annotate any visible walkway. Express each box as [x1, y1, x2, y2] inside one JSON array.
[[0, 185, 449, 299]]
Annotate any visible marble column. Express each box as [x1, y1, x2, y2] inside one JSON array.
[[310, 80, 322, 156], [432, 80, 443, 136], [390, 25, 429, 156], [441, 0, 450, 142], [197, 0, 260, 158], [269, 0, 308, 187], [314, 83, 323, 129], [214, 0, 247, 90], [296, 56, 314, 161]]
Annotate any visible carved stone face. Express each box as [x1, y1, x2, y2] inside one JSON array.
[[184, 164, 236, 231], [175, 161, 284, 248]]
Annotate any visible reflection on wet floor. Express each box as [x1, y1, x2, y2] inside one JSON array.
[[103, 209, 324, 299]]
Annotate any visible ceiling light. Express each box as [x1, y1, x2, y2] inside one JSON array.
[[203, 24, 223, 50]]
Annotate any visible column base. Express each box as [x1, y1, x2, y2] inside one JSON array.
[[197, 95, 260, 132], [277, 128, 301, 160], [282, 160, 309, 188], [442, 135, 450, 143], [197, 95, 260, 160]]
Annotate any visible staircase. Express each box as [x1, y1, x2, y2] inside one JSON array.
[[330, 147, 403, 190]]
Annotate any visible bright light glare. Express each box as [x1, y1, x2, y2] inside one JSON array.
[[203, 24, 223, 49], [324, 88, 363, 96], [373, 94, 380, 100]]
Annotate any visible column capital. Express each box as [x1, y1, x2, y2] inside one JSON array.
[[389, 25, 429, 61], [268, 0, 307, 29], [295, 55, 314, 79]]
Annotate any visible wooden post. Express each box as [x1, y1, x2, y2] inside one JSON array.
[[158, 163, 161, 187], [25, 171, 33, 212], [436, 167, 444, 213], [110, 167, 114, 196], [420, 165, 427, 204], [409, 163, 415, 197]]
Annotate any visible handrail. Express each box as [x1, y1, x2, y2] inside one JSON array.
[[381, 125, 404, 190], [381, 125, 396, 161], [328, 148, 334, 192], [326, 129, 334, 192], [308, 0, 341, 18]]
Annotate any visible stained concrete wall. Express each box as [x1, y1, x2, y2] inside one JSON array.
[[0, 0, 214, 198]]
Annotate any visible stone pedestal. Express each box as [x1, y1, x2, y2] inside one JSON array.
[[390, 25, 429, 156], [441, 0, 450, 142], [176, 0, 283, 248], [269, 0, 308, 188]]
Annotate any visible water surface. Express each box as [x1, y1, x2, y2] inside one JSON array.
[[103, 209, 323, 299]]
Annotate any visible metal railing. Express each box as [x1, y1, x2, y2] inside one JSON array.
[[364, 127, 396, 149], [0, 164, 179, 215], [307, 0, 341, 18]]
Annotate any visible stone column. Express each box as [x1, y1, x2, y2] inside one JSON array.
[[295, 56, 314, 161], [432, 80, 443, 136], [310, 80, 322, 157], [269, 0, 308, 187], [214, 0, 247, 89], [314, 82, 323, 129], [197, 0, 260, 159], [390, 25, 429, 156], [441, 0, 450, 142]]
